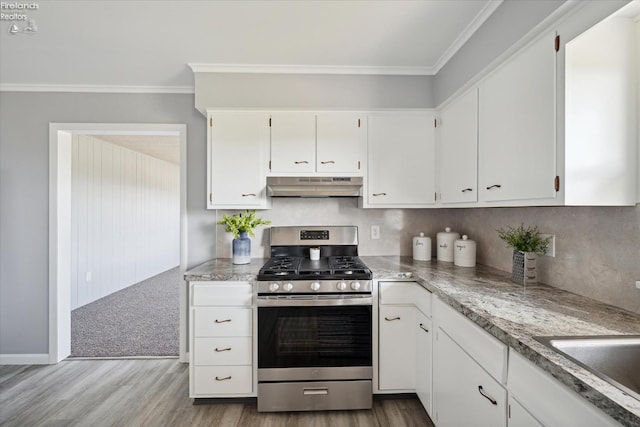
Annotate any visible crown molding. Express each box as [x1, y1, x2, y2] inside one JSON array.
[[432, 0, 504, 73], [0, 84, 194, 94], [188, 63, 435, 76]]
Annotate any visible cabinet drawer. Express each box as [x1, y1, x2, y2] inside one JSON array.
[[193, 365, 252, 395], [380, 282, 432, 316], [192, 282, 253, 306], [193, 307, 252, 337], [193, 337, 252, 366], [434, 297, 507, 383]]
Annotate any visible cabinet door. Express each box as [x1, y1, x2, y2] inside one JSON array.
[[508, 396, 543, 427], [269, 112, 316, 173], [316, 113, 364, 173], [208, 112, 270, 208], [437, 89, 478, 204], [416, 311, 433, 415], [367, 113, 436, 206], [378, 305, 416, 390], [433, 328, 507, 427], [478, 33, 557, 203]]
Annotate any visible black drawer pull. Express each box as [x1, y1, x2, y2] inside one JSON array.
[[214, 319, 231, 323], [486, 184, 502, 190], [384, 316, 400, 321], [461, 188, 473, 192], [320, 160, 335, 164], [419, 323, 429, 333], [215, 376, 232, 381], [294, 160, 309, 164], [478, 385, 497, 405], [215, 347, 232, 352]]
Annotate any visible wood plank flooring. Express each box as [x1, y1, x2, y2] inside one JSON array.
[[0, 359, 435, 427]]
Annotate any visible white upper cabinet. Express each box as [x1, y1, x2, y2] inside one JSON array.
[[316, 113, 364, 173], [365, 112, 436, 207], [478, 32, 558, 203], [436, 89, 479, 204], [561, 9, 638, 206], [269, 112, 316, 174], [269, 112, 364, 175], [207, 111, 270, 209]]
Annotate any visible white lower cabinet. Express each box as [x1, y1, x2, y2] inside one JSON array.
[[378, 305, 416, 390], [508, 396, 543, 427], [508, 350, 622, 427], [189, 281, 254, 398], [433, 297, 508, 426], [416, 310, 433, 414], [434, 329, 507, 426], [378, 281, 433, 417]]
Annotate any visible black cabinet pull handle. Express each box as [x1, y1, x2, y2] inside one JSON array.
[[372, 192, 387, 196], [294, 160, 309, 164], [215, 347, 232, 352], [478, 385, 498, 405], [486, 184, 502, 190], [214, 319, 231, 323], [320, 160, 335, 164], [461, 188, 473, 192], [384, 316, 400, 321], [215, 376, 232, 381], [241, 193, 256, 197], [419, 323, 429, 333]]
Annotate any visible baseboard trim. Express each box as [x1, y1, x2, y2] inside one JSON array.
[[0, 353, 51, 365]]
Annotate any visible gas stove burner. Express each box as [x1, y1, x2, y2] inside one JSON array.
[[257, 226, 373, 284]]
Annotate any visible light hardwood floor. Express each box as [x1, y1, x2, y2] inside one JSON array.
[[0, 359, 435, 427]]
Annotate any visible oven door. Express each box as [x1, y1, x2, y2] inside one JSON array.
[[258, 297, 372, 382]]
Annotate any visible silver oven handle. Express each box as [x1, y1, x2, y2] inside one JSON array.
[[257, 296, 372, 307], [303, 387, 329, 395]]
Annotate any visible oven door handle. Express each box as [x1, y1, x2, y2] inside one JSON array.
[[257, 296, 372, 307]]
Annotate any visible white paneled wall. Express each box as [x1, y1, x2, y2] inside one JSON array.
[[71, 135, 179, 309]]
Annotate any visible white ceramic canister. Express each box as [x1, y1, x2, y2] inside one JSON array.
[[437, 227, 460, 262], [412, 232, 431, 261], [454, 235, 477, 267]]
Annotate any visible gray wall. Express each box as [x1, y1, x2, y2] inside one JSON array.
[[0, 92, 208, 354], [195, 73, 435, 111]]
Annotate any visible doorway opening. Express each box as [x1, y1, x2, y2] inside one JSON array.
[[49, 124, 188, 363]]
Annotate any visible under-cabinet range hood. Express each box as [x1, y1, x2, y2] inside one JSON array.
[[266, 176, 363, 197]]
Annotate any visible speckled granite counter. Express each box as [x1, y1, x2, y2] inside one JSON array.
[[185, 256, 640, 426]]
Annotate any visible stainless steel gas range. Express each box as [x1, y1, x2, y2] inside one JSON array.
[[256, 226, 373, 412]]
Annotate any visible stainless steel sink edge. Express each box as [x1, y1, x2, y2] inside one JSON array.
[[533, 335, 640, 402]]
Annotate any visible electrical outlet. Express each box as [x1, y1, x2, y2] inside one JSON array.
[[636, 281, 640, 290], [86, 272, 92, 281], [540, 234, 555, 257], [371, 225, 380, 240]]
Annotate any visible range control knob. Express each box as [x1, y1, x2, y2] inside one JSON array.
[[350, 281, 361, 290], [336, 281, 347, 291], [310, 281, 321, 291], [269, 282, 280, 292], [283, 282, 294, 292]]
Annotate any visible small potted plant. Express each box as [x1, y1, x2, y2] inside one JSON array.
[[496, 224, 550, 285], [217, 210, 271, 264]]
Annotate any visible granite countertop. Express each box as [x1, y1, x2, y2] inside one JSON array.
[[185, 256, 640, 426]]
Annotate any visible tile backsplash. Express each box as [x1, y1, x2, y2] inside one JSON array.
[[216, 199, 640, 314]]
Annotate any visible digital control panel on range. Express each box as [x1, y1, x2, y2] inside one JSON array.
[[300, 230, 329, 240]]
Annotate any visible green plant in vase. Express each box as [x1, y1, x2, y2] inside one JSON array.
[[496, 224, 551, 285], [217, 210, 271, 264]]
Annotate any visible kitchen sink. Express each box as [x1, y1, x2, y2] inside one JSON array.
[[534, 335, 640, 400]]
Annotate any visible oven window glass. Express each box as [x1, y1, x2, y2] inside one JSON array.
[[258, 305, 372, 368]]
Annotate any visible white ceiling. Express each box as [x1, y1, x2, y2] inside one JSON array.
[[93, 135, 180, 165], [0, 0, 502, 91]]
